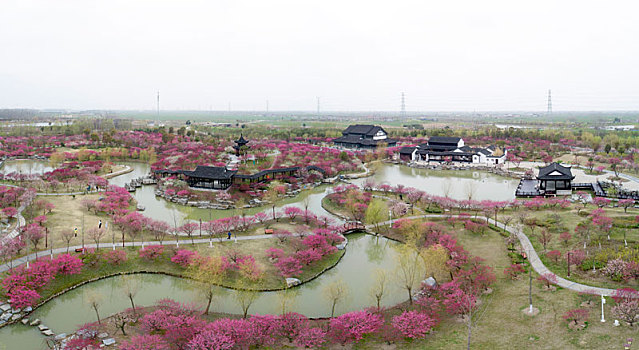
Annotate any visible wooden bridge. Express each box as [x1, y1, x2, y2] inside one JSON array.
[[339, 221, 366, 234]]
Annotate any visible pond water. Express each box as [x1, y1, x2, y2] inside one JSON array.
[[0, 159, 54, 175], [109, 162, 339, 224], [351, 164, 518, 201], [0, 233, 403, 349]]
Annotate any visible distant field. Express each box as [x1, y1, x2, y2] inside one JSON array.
[[85, 109, 639, 126]]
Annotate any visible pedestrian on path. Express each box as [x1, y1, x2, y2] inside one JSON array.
[[74, 227, 78, 237], [227, 231, 232, 240], [98, 220, 102, 229]]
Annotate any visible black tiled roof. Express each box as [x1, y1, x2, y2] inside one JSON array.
[[537, 162, 574, 180], [427, 136, 462, 145], [342, 125, 386, 136], [182, 166, 237, 180], [334, 135, 397, 146], [399, 146, 416, 155], [235, 133, 249, 145]]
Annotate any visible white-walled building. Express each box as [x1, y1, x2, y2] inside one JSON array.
[[399, 136, 506, 165]]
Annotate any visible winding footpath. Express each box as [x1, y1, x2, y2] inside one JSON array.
[[1, 212, 618, 296], [0, 234, 273, 273], [364, 214, 617, 296]]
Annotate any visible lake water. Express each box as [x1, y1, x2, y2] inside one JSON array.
[[109, 162, 339, 225], [0, 233, 402, 349], [0, 160, 53, 175], [351, 164, 518, 201]]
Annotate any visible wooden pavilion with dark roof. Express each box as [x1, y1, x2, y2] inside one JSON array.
[[536, 162, 575, 195], [233, 134, 249, 156], [181, 166, 237, 190]]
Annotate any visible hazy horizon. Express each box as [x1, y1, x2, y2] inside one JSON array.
[[1, 0, 638, 112]]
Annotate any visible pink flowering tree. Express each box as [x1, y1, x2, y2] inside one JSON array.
[[139, 245, 165, 260], [391, 310, 438, 339], [55, 254, 84, 275], [328, 310, 384, 345], [120, 334, 170, 350], [171, 249, 198, 267]]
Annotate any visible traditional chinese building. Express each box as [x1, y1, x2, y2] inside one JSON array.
[[399, 136, 506, 165], [182, 166, 237, 190], [333, 125, 397, 149], [536, 162, 574, 195], [153, 165, 326, 190], [233, 134, 249, 156]]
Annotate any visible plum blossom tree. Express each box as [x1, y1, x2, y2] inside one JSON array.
[[391, 310, 438, 339], [180, 222, 199, 245], [294, 327, 327, 349], [121, 335, 170, 350], [563, 308, 588, 326], [23, 223, 44, 258], [55, 254, 83, 275], [284, 206, 303, 221], [328, 310, 384, 345], [7, 286, 40, 309], [139, 245, 164, 260], [171, 249, 198, 267], [103, 250, 127, 265], [187, 331, 234, 350], [612, 288, 639, 326]]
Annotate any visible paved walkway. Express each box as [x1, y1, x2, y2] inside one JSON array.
[[0, 213, 618, 295], [0, 234, 274, 273], [366, 214, 617, 296]]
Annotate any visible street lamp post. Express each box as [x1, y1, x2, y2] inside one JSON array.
[[528, 264, 533, 314], [601, 295, 606, 323]]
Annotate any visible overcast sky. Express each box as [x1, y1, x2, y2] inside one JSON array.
[[1, 0, 638, 112]]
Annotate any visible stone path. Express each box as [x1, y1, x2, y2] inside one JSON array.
[[1, 211, 619, 296], [366, 214, 617, 296], [0, 234, 273, 273]]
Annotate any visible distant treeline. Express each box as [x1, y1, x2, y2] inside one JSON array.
[[0, 109, 40, 120]]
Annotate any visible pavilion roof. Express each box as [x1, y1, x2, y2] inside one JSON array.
[[182, 166, 237, 180], [537, 162, 574, 180]]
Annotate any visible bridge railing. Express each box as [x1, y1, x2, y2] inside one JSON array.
[[339, 221, 365, 233]]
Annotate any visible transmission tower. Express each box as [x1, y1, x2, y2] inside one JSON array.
[[547, 89, 552, 114], [316, 97, 320, 116], [400, 92, 406, 118]]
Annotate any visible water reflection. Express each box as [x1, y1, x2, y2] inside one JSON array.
[[352, 164, 518, 201]]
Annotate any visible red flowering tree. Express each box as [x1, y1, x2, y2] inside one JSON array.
[[139, 245, 165, 260], [103, 250, 127, 265], [120, 334, 170, 350], [328, 310, 384, 345], [391, 310, 438, 339], [562, 308, 588, 326], [171, 249, 198, 267], [55, 254, 84, 275]]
